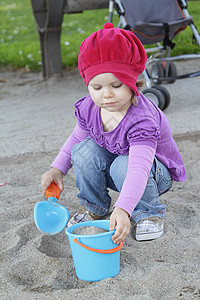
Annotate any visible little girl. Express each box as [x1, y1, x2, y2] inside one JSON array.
[[41, 23, 186, 244]]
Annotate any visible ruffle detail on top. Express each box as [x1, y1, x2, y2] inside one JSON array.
[[127, 125, 160, 149], [126, 110, 161, 148], [88, 119, 130, 155]]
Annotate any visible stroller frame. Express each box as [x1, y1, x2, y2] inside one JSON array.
[[109, 0, 200, 110]]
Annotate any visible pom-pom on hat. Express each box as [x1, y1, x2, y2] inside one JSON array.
[[78, 23, 147, 96]]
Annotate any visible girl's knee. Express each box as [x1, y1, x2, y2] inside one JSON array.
[[71, 138, 111, 171], [71, 138, 96, 163]]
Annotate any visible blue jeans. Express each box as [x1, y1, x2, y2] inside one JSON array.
[[71, 138, 172, 223]]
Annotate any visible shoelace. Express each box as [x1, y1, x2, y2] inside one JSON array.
[[138, 220, 160, 232], [139, 220, 151, 232], [75, 211, 90, 222]]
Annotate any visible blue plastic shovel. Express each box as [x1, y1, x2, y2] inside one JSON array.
[[34, 182, 69, 235]]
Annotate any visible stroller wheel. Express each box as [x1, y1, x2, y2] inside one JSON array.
[[151, 63, 164, 85], [165, 62, 177, 84], [143, 88, 165, 110], [152, 85, 171, 110]]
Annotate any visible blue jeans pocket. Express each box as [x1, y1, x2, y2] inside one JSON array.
[[155, 158, 172, 195]]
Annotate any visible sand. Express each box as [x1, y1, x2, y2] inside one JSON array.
[[0, 59, 200, 300]]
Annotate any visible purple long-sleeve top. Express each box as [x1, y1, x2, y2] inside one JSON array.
[[52, 93, 186, 215]]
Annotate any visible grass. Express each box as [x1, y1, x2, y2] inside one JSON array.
[[0, 0, 199, 71]]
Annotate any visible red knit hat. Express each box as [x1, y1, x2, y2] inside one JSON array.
[[78, 23, 147, 96]]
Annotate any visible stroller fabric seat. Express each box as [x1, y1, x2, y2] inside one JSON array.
[[122, 0, 193, 44]]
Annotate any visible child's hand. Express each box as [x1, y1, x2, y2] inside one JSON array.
[[41, 167, 64, 196], [109, 207, 131, 244]]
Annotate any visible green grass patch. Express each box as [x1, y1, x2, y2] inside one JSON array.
[[0, 0, 199, 71], [171, 1, 200, 56]]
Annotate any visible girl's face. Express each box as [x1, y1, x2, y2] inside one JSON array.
[[88, 73, 133, 113]]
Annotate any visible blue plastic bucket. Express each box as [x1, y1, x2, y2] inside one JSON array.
[[65, 220, 124, 281]]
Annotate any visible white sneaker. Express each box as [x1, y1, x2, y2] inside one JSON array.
[[136, 217, 164, 241]]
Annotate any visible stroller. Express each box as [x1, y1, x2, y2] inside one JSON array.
[[109, 0, 200, 110]]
